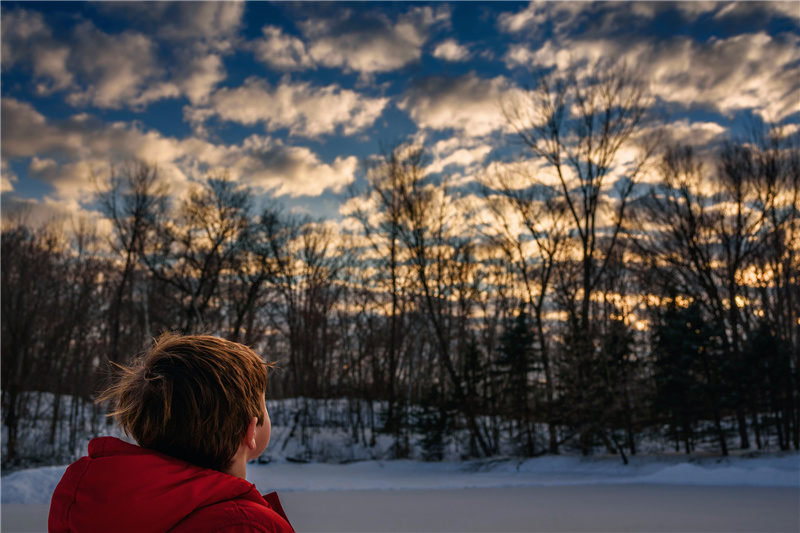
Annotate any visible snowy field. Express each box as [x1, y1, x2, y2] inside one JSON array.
[[3, 452, 798, 532], [3, 395, 799, 531]]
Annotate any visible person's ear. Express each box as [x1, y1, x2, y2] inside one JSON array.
[[244, 416, 258, 451]]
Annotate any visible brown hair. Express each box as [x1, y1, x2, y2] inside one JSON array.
[[97, 333, 270, 471]]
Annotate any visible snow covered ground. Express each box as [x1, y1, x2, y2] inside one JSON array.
[[2, 451, 798, 532], [2, 395, 798, 531]]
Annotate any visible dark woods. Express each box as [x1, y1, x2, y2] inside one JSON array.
[[3, 65, 799, 468]]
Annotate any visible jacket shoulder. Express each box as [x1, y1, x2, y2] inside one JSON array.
[[48, 457, 92, 533], [169, 498, 293, 533]]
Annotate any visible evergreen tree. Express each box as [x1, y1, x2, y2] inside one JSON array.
[[652, 300, 727, 454], [601, 318, 639, 456], [414, 387, 453, 461], [743, 320, 793, 450], [497, 309, 537, 456]]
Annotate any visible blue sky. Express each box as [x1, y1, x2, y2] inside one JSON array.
[[2, 1, 798, 225]]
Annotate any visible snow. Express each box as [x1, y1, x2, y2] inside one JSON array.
[[1, 465, 67, 505], [2, 394, 798, 531], [2, 451, 798, 532], [4, 485, 799, 533], [3, 450, 797, 505], [246, 453, 800, 493]]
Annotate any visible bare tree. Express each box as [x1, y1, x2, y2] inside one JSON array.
[[503, 60, 658, 454], [481, 163, 569, 453], [142, 175, 250, 333], [730, 123, 800, 449], [633, 143, 768, 455], [96, 161, 168, 364], [350, 150, 422, 455], [371, 146, 492, 456]]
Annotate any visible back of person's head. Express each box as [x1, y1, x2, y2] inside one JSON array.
[[98, 333, 269, 471]]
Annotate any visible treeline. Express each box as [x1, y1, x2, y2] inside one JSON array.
[[2, 64, 799, 467]]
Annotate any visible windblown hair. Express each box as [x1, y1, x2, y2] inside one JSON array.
[[97, 333, 270, 472]]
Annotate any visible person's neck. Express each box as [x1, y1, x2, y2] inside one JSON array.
[[224, 452, 247, 479]]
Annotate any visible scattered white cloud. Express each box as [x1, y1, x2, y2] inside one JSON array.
[[1, 159, 18, 193], [1, 9, 74, 95], [427, 145, 493, 176], [497, 2, 778, 41], [504, 38, 627, 71], [498, 1, 595, 36], [234, 136, 358, 197], [0, 193, 87, 229], [176, 53, 227, 105], [2, 98, 82, 160], [497, 1, 551, 34], [2, 7, 230, 110], [251, 6, 452, 75], [28, 156, 58, 177], [432, 39, 471, 62], [504, 31, 800, 122], [399, 73, 522, 137], [299, 5, 450, 77], [252, 25, 314, 71], [65, 21, 164, 109], [1, 8, 49, 65], [768, 1, 800, 23], [99, 1, 245, 52], [427, 138, 493, 175], [714, 1, 800, 25], [675, 1, 721, 20], [649, 32, 800, 121], [156, 1, 244, 48], [1, 98, 357, 206], [188, 77, 388, 138]]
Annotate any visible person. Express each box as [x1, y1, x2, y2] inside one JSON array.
[[48, 333, 295, 533]]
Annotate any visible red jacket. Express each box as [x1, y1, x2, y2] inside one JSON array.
[[48, 437, 294, 533]]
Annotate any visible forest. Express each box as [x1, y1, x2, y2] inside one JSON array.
[[2, 63, 799, 469]]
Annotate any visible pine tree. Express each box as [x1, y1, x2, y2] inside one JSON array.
[[497, 309, 537, 456], [653, 300, 727, 454]]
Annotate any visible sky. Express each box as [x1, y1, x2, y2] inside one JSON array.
[[1, 1, 799, 227]]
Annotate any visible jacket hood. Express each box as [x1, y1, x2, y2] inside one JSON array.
[[49, 437, 266, 533]]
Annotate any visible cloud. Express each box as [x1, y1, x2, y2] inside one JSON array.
[[1, 8, 49, 65], [298, 5, 450, 77], [1, 98, 83, 160], [251, 25, 314, 71], [504, 30, 800, 122], [1, 97, 188, 199], [432, 39, 471, 62], [63, 21, 165, 109], [398, 73, 522, 137], [1, 159, 18, 193], [1, 9, 74, 95], [665, 119, 727, 147], [497, 2, 787, 40], [233, 136, 358, 197], [2, 7, 230, 110], [250, 6, 451, 75], [713, 1, 800, 25], [504, 38, 624, 71], [497, 1, 598, 36], [28, 156, 58, 178], [1, 193, 85, 228], [175, 53, 227, 105], [1, 98, 357, 204], [768, 1, 800, 23], [187, 77, 388, 138], [99, 1, 245, 51], [427, 138, 493, 175], [649, 32, 800, 121], [674, 1, 722, 20]]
